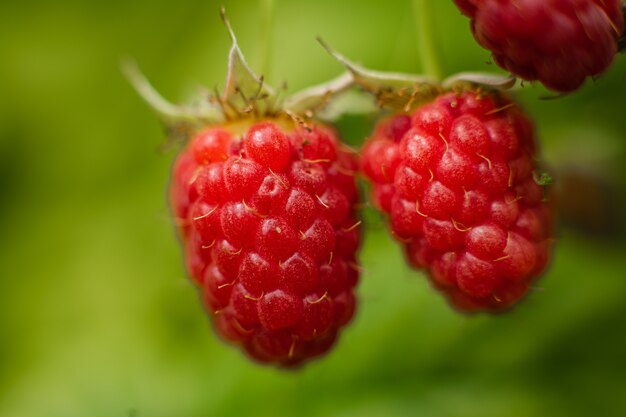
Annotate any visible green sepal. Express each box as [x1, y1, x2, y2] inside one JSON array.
[[220, 8, 276, 118], [121, 59, 223, 143], [317, 38, 441, 112]]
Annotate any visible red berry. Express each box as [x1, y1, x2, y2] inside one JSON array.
[[244, 122, 291, 171], [453, 0, 625, 92], [192, 128, 231, 164], [171, 120, 361, 366], [361, 90, 554, 313]]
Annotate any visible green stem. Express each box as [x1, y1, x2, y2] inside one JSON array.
[[256, 0, 276, 78], [412, 0, 442, 80]]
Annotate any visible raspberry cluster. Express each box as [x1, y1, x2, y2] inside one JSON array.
[[361, 90, 554, 312], [171, 120, 361, 366], [454, 0, 625, 92]]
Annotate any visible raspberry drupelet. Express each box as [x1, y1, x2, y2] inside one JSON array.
[[172, 118, 361, 366], [361, 90, 554, 312], [453, 0, 625, 92]]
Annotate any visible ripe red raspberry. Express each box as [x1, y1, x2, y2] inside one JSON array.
[[361, 90, 554, 312], [453, 0, 625, 92], [172, 119, 361, 366]]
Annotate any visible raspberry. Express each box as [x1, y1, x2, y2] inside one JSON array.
[[361, 90, 554, 312], [172, 120, 361, 366], [453, 0, 625, 92], [127, 10, 364, 366]]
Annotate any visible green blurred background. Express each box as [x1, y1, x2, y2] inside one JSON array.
[[2, 1, 626, 416]]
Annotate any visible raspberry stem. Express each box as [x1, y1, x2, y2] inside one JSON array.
[[412, 0, 442, 80]]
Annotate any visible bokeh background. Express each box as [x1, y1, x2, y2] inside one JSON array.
[[2, 0, 626, 416]]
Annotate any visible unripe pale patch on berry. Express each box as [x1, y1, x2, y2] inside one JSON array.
[[244, 122, 291, 172], [258, 290, 304, 330]]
